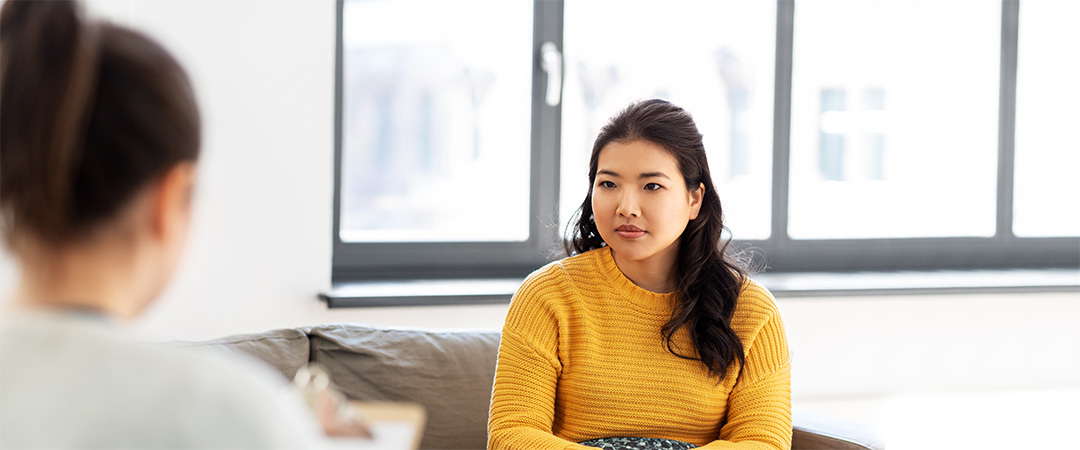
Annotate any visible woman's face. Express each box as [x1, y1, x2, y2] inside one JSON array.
[[592, 139, 703, 270]]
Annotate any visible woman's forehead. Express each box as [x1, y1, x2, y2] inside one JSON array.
[[596, 140, 680, 175]]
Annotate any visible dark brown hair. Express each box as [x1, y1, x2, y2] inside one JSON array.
[[565, 99, 748, 379], [1, 0, 200, 248]]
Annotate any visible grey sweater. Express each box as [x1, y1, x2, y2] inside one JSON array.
[[0, 311, 323, 449]]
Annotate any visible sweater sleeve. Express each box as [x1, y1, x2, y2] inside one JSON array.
[[700, 303, 793, 450], [487, 268, 593, 450]]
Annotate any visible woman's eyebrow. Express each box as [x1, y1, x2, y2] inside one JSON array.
[[597, 169, 621, 177], [639, 172, 670, 180]]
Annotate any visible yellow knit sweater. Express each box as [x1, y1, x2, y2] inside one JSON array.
[[488, 247, 791, 450]]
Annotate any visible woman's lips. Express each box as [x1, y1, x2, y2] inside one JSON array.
[[615, 225, 646, 240]]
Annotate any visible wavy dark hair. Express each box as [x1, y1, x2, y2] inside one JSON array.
[[564, 99, 748, 379]]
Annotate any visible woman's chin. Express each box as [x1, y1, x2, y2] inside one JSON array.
[[608, 244, 652, 264]]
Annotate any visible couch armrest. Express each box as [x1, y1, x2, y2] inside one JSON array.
[[792, 409, 884, 450]]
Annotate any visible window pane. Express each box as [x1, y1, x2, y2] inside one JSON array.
[[339, 0, 532, 242], [789, 0, 1000, 239], [560, 0, 775, 241], [1014, 0, 1080, 237]]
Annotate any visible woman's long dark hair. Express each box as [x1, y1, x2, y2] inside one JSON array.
[[565, 99, 748, 380], [0, 0, 200, 249]]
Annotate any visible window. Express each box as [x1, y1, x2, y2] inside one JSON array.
[[1013, 0, 1080, 237], [332, 0, 560, 282], [339, 0, 533, 243], [790, 0, 1000, 239], [331, 0, 1079, 297]]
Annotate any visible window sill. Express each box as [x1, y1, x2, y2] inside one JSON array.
[[754, 268, 1080, 297], [320, 279, 522, 308], [320, 268, 1080, 308]]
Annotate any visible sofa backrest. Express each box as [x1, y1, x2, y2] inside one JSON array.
[[307, 324, 501, 450], [182, 325, 882, 450]]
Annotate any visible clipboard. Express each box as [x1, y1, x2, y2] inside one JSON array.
[[344, 401, 427, 450], [295, 365, 426, 450]]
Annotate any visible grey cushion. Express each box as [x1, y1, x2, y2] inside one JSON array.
[[307, 324, 501, 450], [176, 328, 310, 382]]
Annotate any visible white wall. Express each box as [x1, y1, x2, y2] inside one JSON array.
[[1, 3, 1078, 443], [86, 0, 349, 340]]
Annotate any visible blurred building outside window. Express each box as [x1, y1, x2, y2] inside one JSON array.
[[789, 0, 1000, 240], [340, 0, 532, 243]]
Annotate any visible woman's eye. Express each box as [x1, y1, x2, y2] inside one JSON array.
[[644, 183, 662, 191], [598, 181, 616, 189]]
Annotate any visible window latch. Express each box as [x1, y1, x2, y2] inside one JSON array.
[[540, 42, 562, 106]]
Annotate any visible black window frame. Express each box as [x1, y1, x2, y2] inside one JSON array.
[[331, 0, 1079, 292]]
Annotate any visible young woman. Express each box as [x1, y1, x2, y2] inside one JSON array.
[[488, 99, 791, 450], [0, 2, 356, 447]]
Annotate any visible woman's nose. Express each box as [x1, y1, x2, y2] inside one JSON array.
[[616, 192, 640, 218]]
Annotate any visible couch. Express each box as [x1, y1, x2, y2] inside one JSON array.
[[185, 324, 884, 450]]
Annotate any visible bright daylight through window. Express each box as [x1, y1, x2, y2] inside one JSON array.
[[789, 0, 1000, 239], [340, 0, 533, 243], [1013, 0, 1080, 237]]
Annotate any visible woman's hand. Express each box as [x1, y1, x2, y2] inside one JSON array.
[[314, 388, 373, 438], [294, 364, 372, 438]]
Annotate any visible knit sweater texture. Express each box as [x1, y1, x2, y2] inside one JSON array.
[[488, 247, 791, 450]]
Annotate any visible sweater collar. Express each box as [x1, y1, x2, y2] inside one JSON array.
[[595, 246, 678, 312]]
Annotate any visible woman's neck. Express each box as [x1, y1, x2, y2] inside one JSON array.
[[610, 247, 679, 294], [11, 241, 145, 320]]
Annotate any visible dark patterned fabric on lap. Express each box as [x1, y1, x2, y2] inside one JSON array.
[[579, 437, 698, 450]]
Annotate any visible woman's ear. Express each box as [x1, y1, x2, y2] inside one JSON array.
[[149, 162, 197, 243], [688, 182, 704, 220]]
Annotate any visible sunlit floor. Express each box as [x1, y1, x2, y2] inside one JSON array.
[[798, 387, 1080, 449]]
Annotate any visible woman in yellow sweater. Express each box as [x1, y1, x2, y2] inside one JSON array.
[[488, 99, 791, 450]]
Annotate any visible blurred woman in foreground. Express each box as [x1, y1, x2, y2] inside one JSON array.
[[0, 1, 340, 447]]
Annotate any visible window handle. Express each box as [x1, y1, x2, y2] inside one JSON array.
[[540, 42, 562, 106]]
